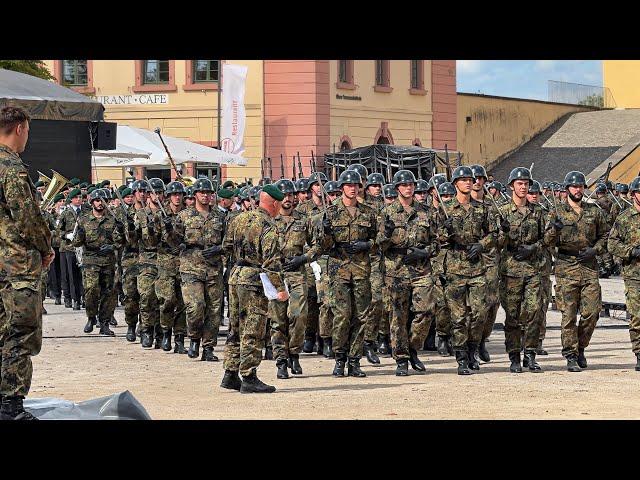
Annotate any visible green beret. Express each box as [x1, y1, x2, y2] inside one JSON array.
[[222, 180, 235, 189], [67, 188, 82, 200], [262, 184, 285, 201], [217, 188, 234, 199], [34, 180, 44, 188], [53, 193, 65, 203], [121, 188, 133, 197], [118, 184, 127, 192], [100, 180, 111, 187], [70, 178, 81, 186], [233, 188, 241, 196], [87, 186, 97, 194], [79, 182, 89, 189]]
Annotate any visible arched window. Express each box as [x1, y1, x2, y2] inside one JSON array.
[[339, 135, 353, 151]]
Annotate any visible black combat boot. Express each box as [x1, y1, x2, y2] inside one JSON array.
[[0, 396, 38, 421], [409, 348, 426, 372], [141, 329, 154, 348], [536, 340, 549, 355], [395, 360, 409, 376], [264, 345, 273, 360], [424, 325, 437, 351], [478, 337, 491, 362], [566, 354, 581, 372], [524, 350, 542, 372], [126, 324, 136, 342], [467, 343, 480, 371], [73, 300, 81, 311], [154, 336, 162, 349], [240, 369, 276, 394], [161, 330, 172, 351], [523, 352, 529, 368], [636, 353, 640, 372], [290, 354, 303, 375], [99, 320, 115, 336], [577, 348, 588, 369], [174, 334, 187, 354], [302, 337, 315, 353], [81, 297, 86, 308], [187, 338, 201, 358], [455, 350, 472, 376], [83, 316, 97, 334], [363, 341, 380, 364], [316, 336, 324, 355], [220, 370, 242, 391], [201, 345, 219, 362], [446, 337, 454, 356], [323, 337, 333, 358], [437, 336, 449, 356], [64, 297, 72, 308], [109, 316, 117, 326], [276, 360, 289, 379], [509, 352, 523, 373], [55, 296, 62, 305], [377, 334, 389, 355], [332, 358, 346, 377], [380, 335, 392, 356], [347, 357, 366, 378]]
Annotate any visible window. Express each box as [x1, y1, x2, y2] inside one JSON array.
[[339, 61, 348, 83], [340, 141, 351, 152], [374, 60, 392, 93], [143, 60, 170, 84], [336, 60, 355, 90], [193, 60, 219, 83], [410, 60, 419, 89], [409, 60, 426, 95], [62, 60, 88, 86]]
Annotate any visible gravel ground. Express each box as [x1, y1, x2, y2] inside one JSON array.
[[29, 276, 639, 420]]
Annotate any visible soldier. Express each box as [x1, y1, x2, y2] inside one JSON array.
[[217, 187, 235, 215], [379, 170, 438, 375], [57, 188, 84, 310], [593, 183, 615, 277], [47, 193, 65, 306], [168, 178, 225, 361], [0, 105, 54, 420], [324, 181, 341, 202], [608, 177, 640, 371], [440, 166, 497, 375], [414, 178, 430, 204], [378, 183, 398, 354], [546, 171, 609, 372], [221, 185, 288, 393], [270, 179, 322, 378], [156, 181, 187, 353], [296, 178, 310, 206], [121, 184, 144, 342], [185, 186, 195, 208], [322, 170, 378, 377], [497, 168, 547, 373], [72, 189, 124, 336]]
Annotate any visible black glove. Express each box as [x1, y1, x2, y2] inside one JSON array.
[[577, 247, 597, 263], [115, 220, 125, 234], [514, 244, 536, 261], [345, 240, 372, 254], [632, 246, 640, 259], [466, 243, 484, 261], [162, 216, 173, 231], [384, 219, 396, 238], [552, 219, 564, 231], [403, 247, 430, 264], [500, 218, 511, 233], [75, 225, 85, 238], [147, 221, 155, 235], [443, 217, 454, 235], [322, 215, 332, 235], [99, 244, 115, 255], [283, 254, 307, 272], [438, 274, 447, 287], [127, 219, 136, 232], [202, 245, 223, 259], [170, 243, 185, 256]]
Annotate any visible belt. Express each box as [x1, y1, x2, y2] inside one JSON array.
[[557, 248, 580, 257], [236, 260, 261, 268], [506, 243, 536, 253], [387, 247, 408, 255], [450, 243, 470, 252]]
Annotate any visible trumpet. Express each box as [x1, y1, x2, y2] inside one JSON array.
[[41, 170, 70, 210]]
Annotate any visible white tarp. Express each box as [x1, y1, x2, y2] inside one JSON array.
[[220, 64, 248, 156], [92, 125, 247, 168]]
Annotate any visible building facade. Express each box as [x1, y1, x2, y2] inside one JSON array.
[[44, 60, 456, 185], [603, 60, 640, 109]]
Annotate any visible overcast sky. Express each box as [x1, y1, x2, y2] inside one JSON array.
[[456, 60, 602, 101]]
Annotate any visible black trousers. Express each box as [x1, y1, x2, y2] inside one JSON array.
[[60, 251, 70, 300], [62, 251, 83, 302], [47, 247, 62, 298]]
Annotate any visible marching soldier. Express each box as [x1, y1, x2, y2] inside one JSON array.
[[121, 183, 144, 342], [185, 187, 195, 208], [607, 177, 640, 371], [295, 178, 310, 206], [378, 170, 438, 375], [221, 185, 288, 393], [378, 183, 398, 353], [47, 193, 66, 306], [322, 169, 378, 378], [57, 188, 85, 310], [72, 189, 124, 336], [440, 166, 497, 375], [545, 171, 609, 372]]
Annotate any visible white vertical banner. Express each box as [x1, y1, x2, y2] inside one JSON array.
[[220, 63, 248, 156]]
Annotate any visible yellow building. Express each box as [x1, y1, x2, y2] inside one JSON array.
[[603, 60, 640, 109]]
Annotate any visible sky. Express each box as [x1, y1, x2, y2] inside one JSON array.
[[456, 60, 602, 101]]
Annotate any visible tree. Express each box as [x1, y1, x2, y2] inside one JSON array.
[[578, 93, 604, 108], [0, 60, 54, 81]]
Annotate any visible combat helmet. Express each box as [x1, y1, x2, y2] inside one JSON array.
[[366, 173, 386, 188], [296, 177, 310, 193], [470, 164, 488, 180], [131, 180, 150, 192], [629, 177, 640, 193], [392, 169, 417, 186], [427, 174, 447, 192], [438, 182, 456, 197], [507, 167, 532, 185], [451, 166, 474, 183], [166, 181, 186, 195], [414, 179, 430, 193], [324, 181, 341, 194], [308, 171, 328, 186], [347, 163, 368, 183], [383, 183, 398, 198], [338, 170, 362, 187], [192, 178, 215, 193], [275, 179, 296, 195], [564, 171, 587, 187]]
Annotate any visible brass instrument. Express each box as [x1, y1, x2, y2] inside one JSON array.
[[38, 171, 52, 188], [41, 170, 70, 210]]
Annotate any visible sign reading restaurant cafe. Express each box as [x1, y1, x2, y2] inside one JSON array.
[[91, 94, 169, 106]]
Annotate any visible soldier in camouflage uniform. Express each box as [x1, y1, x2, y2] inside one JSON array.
[[168, 178, 225, 361], [440, 166, 497, 375], [270, 179, 322, 378], [545, 171, 609, 372], [0, 106, 54, 420], [72, 189, 124, 336], [593, 183, 615, 277], [497, 168, 547, 373], [321, 170, 378, 378], [221, 185, 287, 393], [378, 170, 438, 376], [378, 183, 398, 355], [607, 176, 640, 371]]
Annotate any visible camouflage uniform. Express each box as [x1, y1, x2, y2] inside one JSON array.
[[322, 198, 378, 360], [546, 201, 609, 357], [363, 193, 385, 346], [430, 205, 451, 339], [607, 206, 640, 354], [378, 200, 438, 361], [222, 208, 284, 377], [481, 196, 501, 341], [595, 195, 614, 273], [497, 201, 547, 354], [440, 198, 497, 351], [316, 255, 334, 340], [120, 204, 141, 328], [537, 206, 553, 345], [135, 207, 161, 340], [169, 206, 225, 349], [269, 209, 321, 363], [0, 144, 52, 398]]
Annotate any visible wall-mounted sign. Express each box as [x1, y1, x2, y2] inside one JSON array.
[[92, 94, 169, 106], [336, 94, 362, 101]]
